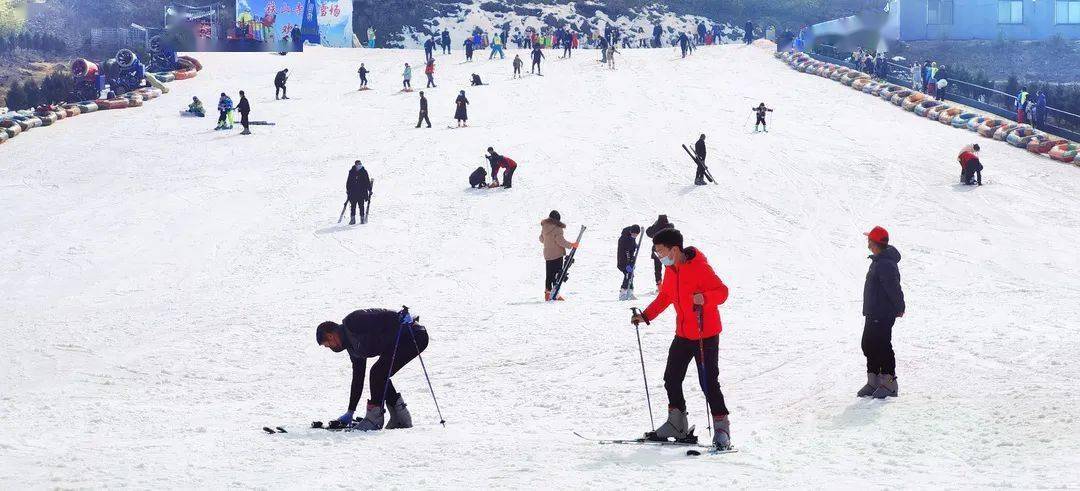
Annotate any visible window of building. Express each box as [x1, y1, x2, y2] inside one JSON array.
[[1056, 0, 1080, 24], [928, 0, 955, 24], [998, 0, 1024, 24]]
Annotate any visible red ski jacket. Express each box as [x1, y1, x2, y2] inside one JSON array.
[[643, 247, 729, 340], [498, 157, 517, 170], [959, 151, 978, 169]]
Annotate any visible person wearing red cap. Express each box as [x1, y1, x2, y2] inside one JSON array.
[[858, 226, 905, 399], [631, 228, 732, 450]]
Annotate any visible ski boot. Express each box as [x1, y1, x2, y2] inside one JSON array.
[[545, 290, 551, 301], [872, 374, 898, 399], [352, 401, 385, 431], [625, 288, 636, 300], [384, 395, 413, 429], [619, 289, 629, 301], [713, 415, 732, 450], [240, 129, 251, 135], [857, 372, 879, 398], [645, 407, 696, 443], [349, 216, 356, 225]]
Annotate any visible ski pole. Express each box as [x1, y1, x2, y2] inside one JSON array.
[[380, 320, 407, 413], [631, 307, 655, 432], [401, 306, 446, 427], [694, 303, 713, 438]]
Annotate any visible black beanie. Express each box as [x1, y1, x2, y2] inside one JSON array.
[[549, 210, 561, 221]]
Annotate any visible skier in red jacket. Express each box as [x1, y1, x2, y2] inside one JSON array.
[[631, 228, 732, 450], [957, 144, 982, 186]]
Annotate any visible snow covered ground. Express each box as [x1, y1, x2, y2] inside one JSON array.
[[2, 43, 1080, 488]]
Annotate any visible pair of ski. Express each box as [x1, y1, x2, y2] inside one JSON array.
[[549, 225, 586, 301], [262, 419, 361, 435], [337, 178, 374, 224], [573, 432, 737, 456], [681, 144, 717, 185]]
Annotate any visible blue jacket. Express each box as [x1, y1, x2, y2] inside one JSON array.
[[863, 246, 905, 318]]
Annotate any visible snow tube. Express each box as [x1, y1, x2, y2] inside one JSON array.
[[878, 85, 903, 99], [15, 116, 42, 130], [795, 60, 816, 72], [925, 104, 951, 120], [173, 68, 197, 80], [135, 87, 162, 100], [1048, 142, 1080, 162], [852, 78, 872, 91], [144, 73, 171, 94], [977, 119, 1006, 138], [889, 90, 914, 105], [62, 103, 81, 117], [125, 94, 144, 107], [819, 64, 838, 78], [965, 116, 987, 132], [842, 72, 869, 86], [914, 100, 942, 117], [830, 67, 851, 81], [0, 130, 6, 144], [37, 112, 57, 126], [153, 72, 176, 83], [901, 93, 927, 111], [950, 113, 977, 128], [937, 107, 963, 124], [993, 123, 1020, 141], [1026, 135, 1066, 154], [51, 110, 65, 121], [94, 98, 130, 110], [862, 82, 883, 95], [3, 124, 21, 138], [1006, 126, 1038, 147], [178, 55, 202, 71], [77, 101, 99, 113]]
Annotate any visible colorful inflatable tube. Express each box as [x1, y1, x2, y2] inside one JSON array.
[[1006, 125, 1038, 147], [937, 107, 963, 124], [993, 123, 1020, 141], [951, 113, 978, 128], [1048, 142, 1079, 162], [1026, 135, 1067, 154], [914, 100, 942, 117], [901, 93, 927, 111]]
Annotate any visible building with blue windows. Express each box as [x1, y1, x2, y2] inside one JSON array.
[[896, 0, 1080, 40]]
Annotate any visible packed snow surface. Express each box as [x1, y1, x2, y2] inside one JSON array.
[[2, 43, 1079, 488]]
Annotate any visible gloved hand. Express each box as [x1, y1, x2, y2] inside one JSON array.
[[625, 265, 634, 274], [400, 312, 414, 325], [336, 411, 355, 424]]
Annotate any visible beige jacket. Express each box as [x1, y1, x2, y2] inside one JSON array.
[[539, 218, 572, 260]]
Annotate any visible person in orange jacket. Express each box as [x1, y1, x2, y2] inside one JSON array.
[[632, 228, 732, 450]]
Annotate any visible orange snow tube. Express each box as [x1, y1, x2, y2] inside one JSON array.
[[925, 104, 952, 120], [993, 122, 1020, 141], [889, 89, 914, 105], [1006, 125, 1037, 147], [852, 78, 872, 91], [977, 119, 1006, 138], [178, 55, 203, 71], [1026, 135, 1067, 154], [94, 98, 130, 110], [173, 68, 197, 80], [937, 107, 962, 124], [902, 93, 927, 111], [1048, 142, 1080, 162]]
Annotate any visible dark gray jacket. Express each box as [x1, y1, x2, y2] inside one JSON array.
[[339, 309, 401, 360], [863, 246, 905, 319]]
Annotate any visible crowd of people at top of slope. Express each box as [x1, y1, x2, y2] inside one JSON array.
[[846, 47, 1052, 129]]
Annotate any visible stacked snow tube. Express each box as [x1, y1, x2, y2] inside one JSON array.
[[993, 123, 1020, 141], [94, 98, 130, 110], [852, 78, 872, 91], [965, 116, 987, 132], [842, 72, 869, 86], [173, 68, 197, 80], [1026, 135, 1066, 154], [937, 107, 963, 124], [77, 101, 99, 113], [1048, 142, 1079, 162], [830, 67, 851, 81], [914, 100, 943, 117], [889, 90, 914, 106], [950, 113, 977, 128], [862, 81, 883, 95], [1006, 125, 1038, 147], [795, 60, 818, 73], [136, 87, 163, 100], [153, 72, 176, 83], [61, 103, 82, 117], [2, 121, 22, 139], [878, 85, 903, 100], [977, 119, 1007, 138], [902, 93, 927, 111], [178, 55, 203, 71]]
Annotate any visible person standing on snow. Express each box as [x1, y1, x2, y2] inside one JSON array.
[[752, 103, 774, 132], [424, 37, 436, 62], [693, 134, 708, 185], [215, 92, 233, 130], [441, 29, 451, 54], [316, 307, 429, 431], [402, 63, 413, 90], [958, 144, 983, 186], [424, 59, 436, 88], [489, 33, 505, 60], [606, 45, 619, 69], [678, 32, 690, 58], [512, 54, 524, 79], [617, 224, 641, 300], [540, 210, 580, 301], [856, 226, 905, 399], [464, 38, 475, 62], [274, 68, 289, 100], [236, 90, 251, 135], [415, 91, 431, 128], [485, 147, 517, 188], [530, 46, 545, 75], [454, 90, 469, 127], [743, 20, 754, 45], [645, 215, 674, 290], [345, 160, 372, 225], [358, 63, 369, 89], [630, 228, 733, 450]]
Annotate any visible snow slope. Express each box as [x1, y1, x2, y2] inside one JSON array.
[[2, 43, 1079, 488]]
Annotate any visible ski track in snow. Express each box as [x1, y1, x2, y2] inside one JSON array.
[[1, 44, 1079, 488]]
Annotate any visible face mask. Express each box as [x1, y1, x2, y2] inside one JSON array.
[[660, 255, 675, 266]]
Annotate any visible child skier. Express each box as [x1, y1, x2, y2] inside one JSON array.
[[358, 63, 369, 89], [617, 225, 641, 300], [631, 228, 732, 450], [215, 92, 233, 130], [512, 55, 523, 79], [402, 63, 413, 90], [752, 103, 773, 132]]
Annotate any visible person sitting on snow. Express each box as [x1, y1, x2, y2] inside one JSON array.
[[187, 96, 205, 117]]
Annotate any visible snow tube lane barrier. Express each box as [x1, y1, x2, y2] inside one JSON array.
[[1026, 135, 1066, 154], [852, 78, 872, 91], [862, 82, 883, 95], [1049, 142, 1079, 162], [977, 119, 1005, 138], [889, 90, 914, 105], [878, 85, 903, 99], [902, 93, 926, 111], [951, 113, 977, 128], [178, 55, 202, 71], [842, 72, 868, 86], [1006, 126, 1038, 147], [830, 67, 851, 81], [95, 99, 129, 110], [993, 123, 1020, 141], [173, 68, 197, 80], [77, 101, 99, 113], [937, 107, 963, 124], [966, 116, 987, 132], [914, 100, 942, 117], [153, 72, 176, 83]]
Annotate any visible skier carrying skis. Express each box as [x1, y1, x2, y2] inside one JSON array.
[[693, 134, 707, 185], [617, 225, 641, 300], [316, 307, 429, 431], [415, 91, 431, 128], [958, 144, 983, 186], [274, 68, 289, 100], [540, 210, 580, 301], [512, 54, 523, 79], [857, 226, 905, 399], [215, 92, 233, 130], [358, 63, 369, 89], [630, 228, 732, 450], [237, 90, 251, 135], [530, 46, 545, 75], [752, 103, 773, 132], [645, 215, 674, 290], [345, 160, 372, 225]]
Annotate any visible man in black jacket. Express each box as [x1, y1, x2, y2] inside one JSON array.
[[274, 68, 289, 100], [530, 46, 544, 75], [317, 308, 429, 431], [694, 134, 707, 185], [617, 225, 641, 300], [346, 160, 372, 225], [645, 215, 674, 291], [237, 90, 251, 135], [415, 91, 431, 128], [857, 226, 906, 399]]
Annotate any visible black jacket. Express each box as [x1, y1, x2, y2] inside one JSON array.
[[274, 70, 288, 86], [694, 139, 706, 160], [237, 96, 250, 115], [646, 215, 673, 238], [419, 95, 428, 111], [346, 165, 371, 199], [531, 48, 544, 62], [617, 226, 638, 269], [863, 246, 906, 318], [338, 309, 427, 411]]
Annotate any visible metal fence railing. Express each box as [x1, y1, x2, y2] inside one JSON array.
[[808, 44, 1080, 143]]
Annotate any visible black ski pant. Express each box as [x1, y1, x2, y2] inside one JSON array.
[[695, 156, 706, 183], [275, 84, 286, 99], [502, 167, 515, 188], [425, 48, 433, 61], [755, 115, 767, 127], [545, 257, 564, 291], [513, 66, 521, 77], [217, 110, 228, 125], [564, 45, 571, 58], [416, 110, 431, 128], [861, 317, 896, 376], [403, 79, 411, 89], [240, 112, 249, 131], [619, 267, 631, 289], [651, 251, 662, 285], [531, 61, 541, 74], [961, 161, 983, 185], [368, 327, 429, 407], [426, 73, 435, 87], [664, 335, 728, 416], [349, 196, 369, 220], [360, 75, 367, 86]]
